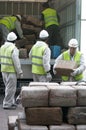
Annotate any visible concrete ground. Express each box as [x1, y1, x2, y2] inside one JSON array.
[[0, 94, 24, 130]]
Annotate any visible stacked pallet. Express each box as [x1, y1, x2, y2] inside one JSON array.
[[15, 15, 42, 58], [8, 82, 86, 130]]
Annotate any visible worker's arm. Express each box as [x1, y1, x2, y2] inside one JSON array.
[[15, 20, 24, 39], [71, 53, 86, 76], [43, 47, 51, 72], [53, 54, 63, 69], [28, 48, 32, 59], [53, 53, 63, 74], [12, 47, 23, 75], [57, 13, 60, 24], [77, 53, 85, 73]]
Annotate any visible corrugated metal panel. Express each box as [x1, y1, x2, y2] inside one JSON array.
[[0, 1, 41, 16], [0, 0, 47, 2]]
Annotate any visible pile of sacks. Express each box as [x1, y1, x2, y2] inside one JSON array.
[[8, 81, 86, 130], [15, 15, 42, 59]]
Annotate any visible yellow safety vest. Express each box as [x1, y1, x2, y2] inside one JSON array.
[[42, 8, 59, 28], [31, 45, 47, 74], [0, 16, 17, 31], [62, 50, 83, 81], [0, 44, 16, 73]]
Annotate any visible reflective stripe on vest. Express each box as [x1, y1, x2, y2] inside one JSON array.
[[62, 50, 83, 81], [42, 8, 59, 28], [0, 44, 16, 72], [0, 16, 16, 31], [31, 45, 47, 74]]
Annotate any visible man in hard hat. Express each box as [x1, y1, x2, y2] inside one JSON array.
[[16, 30, 52, 104], [53, 38, 86, 81], [29, 29, 52, 82], [0, 32, 23, 109], [41, 2, 63, 47], [0, 14, 24, 44]]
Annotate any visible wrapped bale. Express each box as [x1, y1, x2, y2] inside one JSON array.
[[54, 60, 78, 76], [24, 34, 36, 41], [16, 39, 29, 48], [21, 86, 49, 107], [68, 107, 86, 124], [76, 81, 86, 86], [19, 48, 27, 58], [60, 82, 77, 86], [17, 119, 48, 130], [49, 86, 77, 107], [25, 107, 62, 125], [22, 24, 36, 35], [49, 124, 75, 130], [22, 24, 41, 35], [8, 116, 18, 130], [29, 82, 59, 87], [25, 44, 33, 53], [26, 15, 42, 27], [72, 86, 86, 106], [17, 111, 48, 130], [76, 125, 86, 130]]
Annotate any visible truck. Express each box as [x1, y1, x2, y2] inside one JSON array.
[[0, 0, 86, 91]]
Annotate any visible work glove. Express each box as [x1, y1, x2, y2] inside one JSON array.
[[53, 68, 57, 75], [19, 73, 23, 79], [71, 69, 79, 77], [23, 36, 26, 40], [46, 72, 52, 82]]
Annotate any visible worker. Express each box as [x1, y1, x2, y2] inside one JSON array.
[[0, 32, 23, 109], [16, 30, 52, 104], [41, 2, 63, 48], [29, 29, 52, 82], [0, 14, 24, 44], [53, 38, 86, 81]]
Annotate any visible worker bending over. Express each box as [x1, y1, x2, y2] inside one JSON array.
[[53, 39, 86, 81], [0, 15, 24, 44]]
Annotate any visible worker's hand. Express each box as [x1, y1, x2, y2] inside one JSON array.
[[71, 69, 79, 77], [46, 72, 52, 82], [53, 68, 57, 75], [23, 36, 26, 39], [21, 36, 27, 40], [19, 73, 23, 78]]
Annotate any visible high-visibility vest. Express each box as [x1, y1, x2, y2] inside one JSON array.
[[62, 50, 83, 81], [42, 8, 59, 28], [31, 45, 47, 74], [0, 44, 16, 73], [0, 16, 17, 31]]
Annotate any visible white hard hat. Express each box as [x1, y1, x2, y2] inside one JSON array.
[[16, 14, 22, 21], [39, 30, 49, 39], [68, 38, 78, 48], [7, 32, 17, 41]]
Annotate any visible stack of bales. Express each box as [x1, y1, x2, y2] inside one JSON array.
[[8, 82, 86, 130], [16, 15, 42, 59]]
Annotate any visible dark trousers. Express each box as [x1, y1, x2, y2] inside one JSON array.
[[46, 25, 63, 48]]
